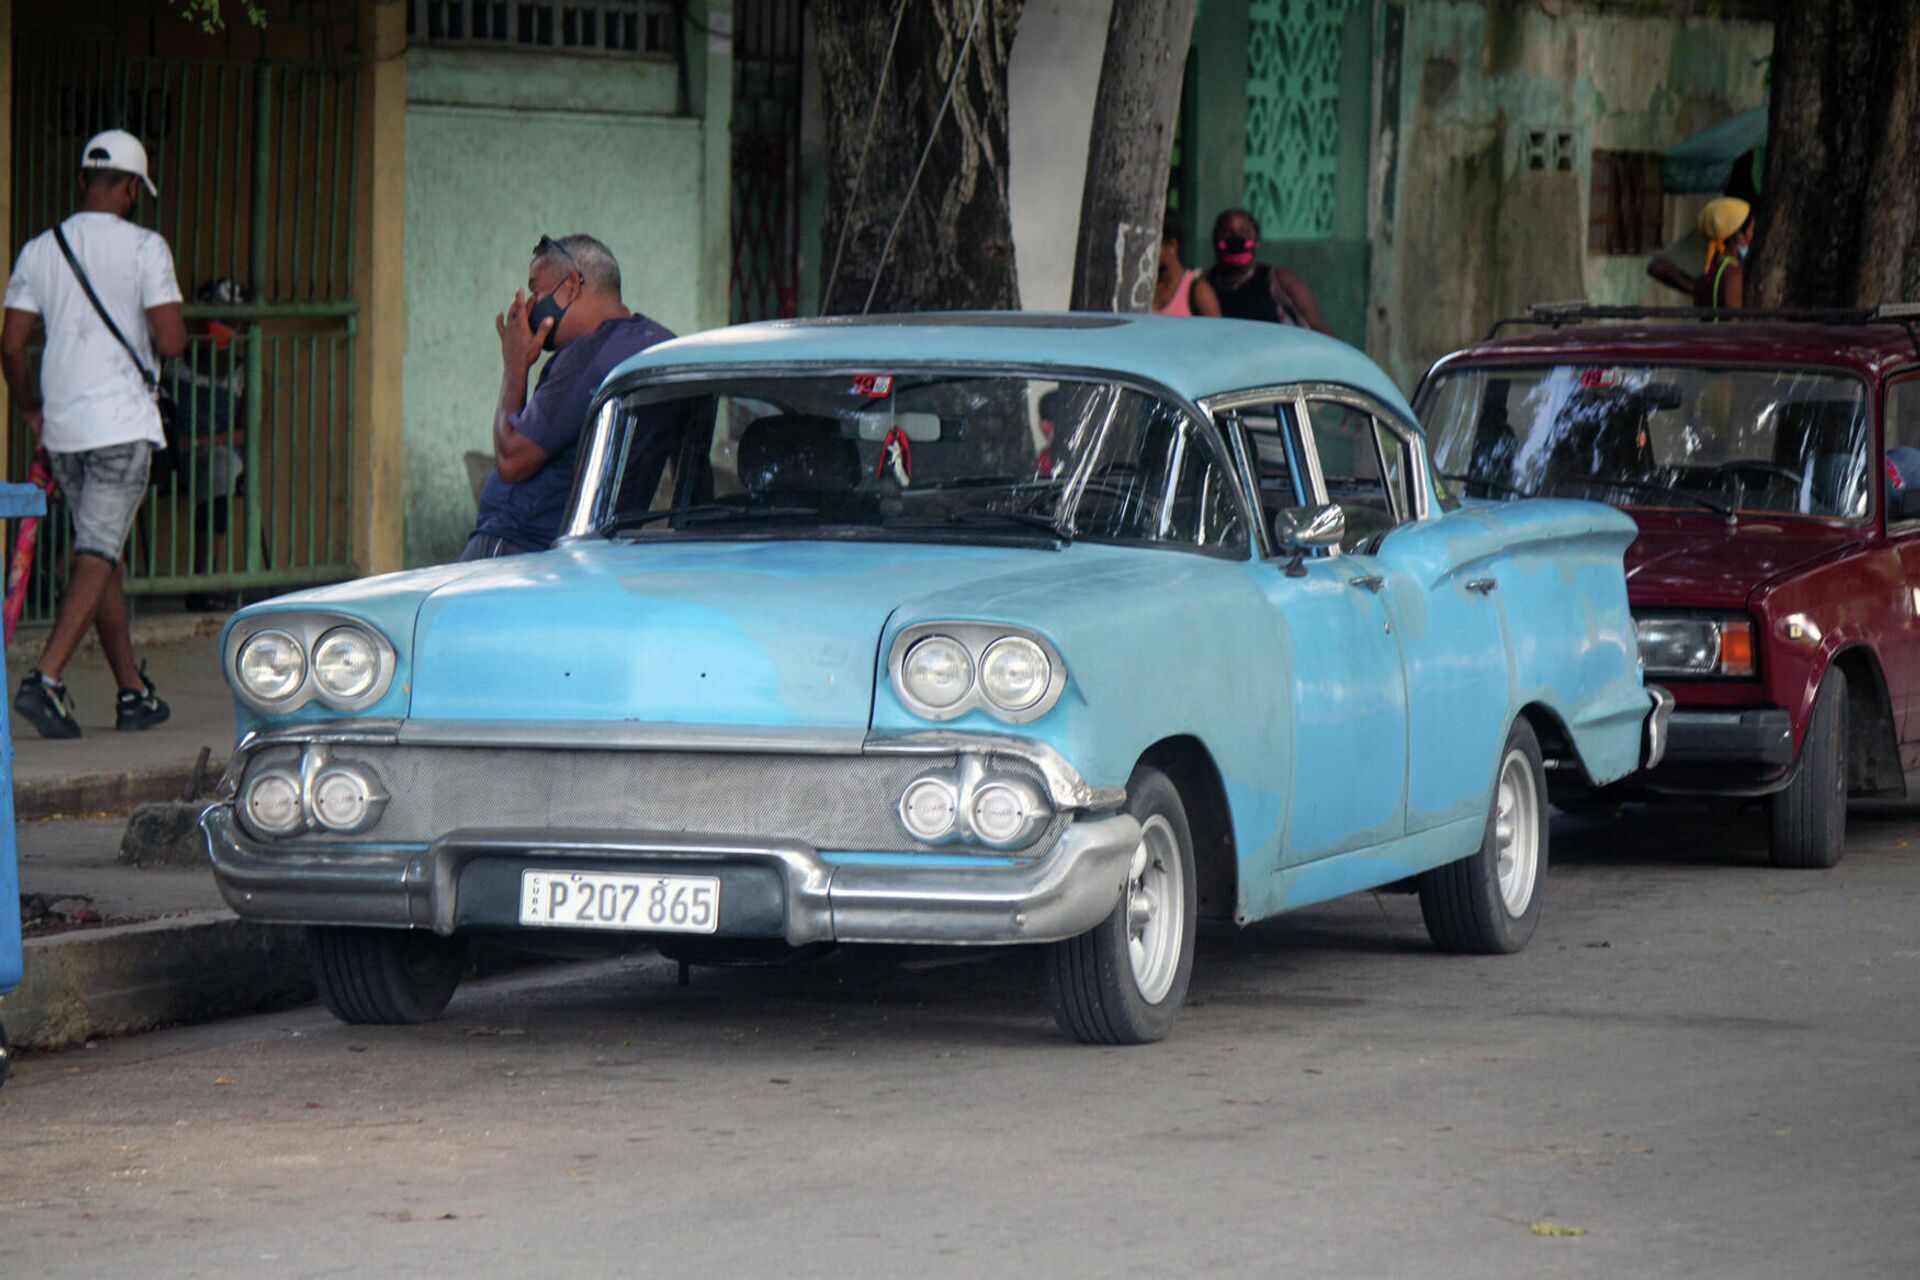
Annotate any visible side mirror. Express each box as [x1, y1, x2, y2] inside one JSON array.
[[1274, 503, 1345, 552], [1273, 504, 1345, 576]]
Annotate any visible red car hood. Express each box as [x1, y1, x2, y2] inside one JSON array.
[[1624, 518, 1858, 610]]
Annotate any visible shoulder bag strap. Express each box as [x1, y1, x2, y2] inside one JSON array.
[[51, 223, 158, 393]]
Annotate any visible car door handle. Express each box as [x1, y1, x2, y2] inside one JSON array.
[[1466, 577, 1497, 595], [1348, 574, 1385, 593]]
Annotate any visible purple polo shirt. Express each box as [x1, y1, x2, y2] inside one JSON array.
[[475, 313, 674, 550]]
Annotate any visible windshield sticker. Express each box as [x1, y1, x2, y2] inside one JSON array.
[[851, 374, 894, 398]]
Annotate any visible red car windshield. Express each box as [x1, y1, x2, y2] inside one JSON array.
[[1422, 364, 1872, 520]]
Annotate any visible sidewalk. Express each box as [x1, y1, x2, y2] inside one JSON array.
[[6, 615, 236, 819]]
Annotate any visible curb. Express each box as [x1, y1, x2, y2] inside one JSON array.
[[15, 761, 223, 822], [0, 911, 313, 1052]]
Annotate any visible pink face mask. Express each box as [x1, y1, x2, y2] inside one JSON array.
[[1216, 235, 1256, 267]]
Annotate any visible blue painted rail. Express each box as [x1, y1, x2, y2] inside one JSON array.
[[0, 480, 49, 1084]]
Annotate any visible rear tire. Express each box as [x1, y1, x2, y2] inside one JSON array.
[[1420, 719, 1547, 954], [1045, 766, 1197, 1045], [1770, 667, 1849, 869], [307, 926, 468, 1025]]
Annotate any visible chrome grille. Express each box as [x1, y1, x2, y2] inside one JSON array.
[[244, 745, 1064, 856]]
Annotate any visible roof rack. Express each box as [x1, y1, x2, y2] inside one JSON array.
[[1483, 302, 1920, 356]]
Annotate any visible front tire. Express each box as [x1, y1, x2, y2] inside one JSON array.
[[1045, 765, 1197, 1045], [1420, 719, 1547, 954], [307, 926, 468, 1025], [1770, 667, 1848, 869]]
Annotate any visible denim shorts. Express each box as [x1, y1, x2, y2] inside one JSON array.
[[49, 441, 152, 564]]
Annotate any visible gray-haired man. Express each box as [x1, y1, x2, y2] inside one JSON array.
[[464, 234, 674, 560]]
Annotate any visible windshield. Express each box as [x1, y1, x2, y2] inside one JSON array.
[[1421, 364, 1873, 520], [572, 372, 1246, 551]]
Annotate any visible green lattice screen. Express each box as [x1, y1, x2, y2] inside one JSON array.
[[1243, 0, 1362, 239]]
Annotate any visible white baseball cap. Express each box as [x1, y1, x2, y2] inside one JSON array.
[[80, 129, 158, 197]]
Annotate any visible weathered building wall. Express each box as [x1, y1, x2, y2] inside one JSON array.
[[1368, 1, 1772, 392], [400, 44, 722, 564]]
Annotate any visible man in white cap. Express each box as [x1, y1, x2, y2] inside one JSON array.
[[1, 129, 185, 737]]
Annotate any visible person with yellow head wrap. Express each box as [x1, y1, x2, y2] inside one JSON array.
[[1694, 197, 1755, 309]]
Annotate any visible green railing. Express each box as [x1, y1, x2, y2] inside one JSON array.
[[7, 25, 360, 623]]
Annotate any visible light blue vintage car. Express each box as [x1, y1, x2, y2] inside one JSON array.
[[203, 314, 1667, 1044]]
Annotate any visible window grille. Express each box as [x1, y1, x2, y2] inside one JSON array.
[[407, 1, 679, 57]]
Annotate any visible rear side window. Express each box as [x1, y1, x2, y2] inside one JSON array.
[[1888, 376, 1920, 523]]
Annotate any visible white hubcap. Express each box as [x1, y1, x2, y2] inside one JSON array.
[[1493, 748, 1540, 917], [1126, 815, 1184, 1003]]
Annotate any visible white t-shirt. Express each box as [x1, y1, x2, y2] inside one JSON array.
[[3, 212, 182, 454]]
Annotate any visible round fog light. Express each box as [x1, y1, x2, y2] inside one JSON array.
[[311, 769, 373, 832], [969, 781, 1036, 845], [244, 772, 304, 836], [899, 777, 959, 841]]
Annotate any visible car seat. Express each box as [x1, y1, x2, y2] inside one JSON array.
[[736, 415, 862, 500]]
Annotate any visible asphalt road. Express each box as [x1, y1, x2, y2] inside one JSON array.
[[5, 803, 1918, 1279]]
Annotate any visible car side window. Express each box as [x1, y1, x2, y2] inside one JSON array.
[[1889, 377, 1920, 526], [1076, 391, 1250, 554], [1305, 399, 1412, 551], [1219, 403, 1307, 551]]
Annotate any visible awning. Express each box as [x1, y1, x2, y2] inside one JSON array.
[[1660, 108, 1768, 194]]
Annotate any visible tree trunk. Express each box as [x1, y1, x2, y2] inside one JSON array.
[[1068, 0, 1197, 313], [815, 0, 1023, 315], [1750, 1, 1920, 308]]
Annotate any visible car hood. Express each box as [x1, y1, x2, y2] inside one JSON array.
[[403, 538, 1072, 730], [1623, 518, 1857, 610]]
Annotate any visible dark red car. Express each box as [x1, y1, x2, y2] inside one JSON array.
[[1416, 305, 1920, 868]]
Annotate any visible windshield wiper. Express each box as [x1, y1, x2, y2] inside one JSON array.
[[885, 509, 1071, 542], [1438, 471, 1532, 500], [1548, 476, 1737, 521], [607, 502, 823, 533]]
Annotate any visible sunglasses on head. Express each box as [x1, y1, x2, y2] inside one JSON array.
[[534, 234, 582, 275]]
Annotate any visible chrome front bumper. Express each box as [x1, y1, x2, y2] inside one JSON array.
[[1643, 685, 1676, 769], [199, 806, 1142, 948]]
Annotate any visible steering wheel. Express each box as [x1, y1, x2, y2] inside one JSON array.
[[1706, 460, 1804, 490]]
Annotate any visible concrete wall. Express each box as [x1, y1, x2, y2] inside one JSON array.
[[400, 47, 718, 565], [1007, 0, 1111, 311], [1368, 1, 1773, 392]]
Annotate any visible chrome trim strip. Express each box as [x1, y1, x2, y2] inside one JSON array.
[[395, 720, 870, 754]]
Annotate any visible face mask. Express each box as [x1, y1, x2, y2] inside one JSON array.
[[1216, 236, 1256, 267], [527, 283, 571, 351]]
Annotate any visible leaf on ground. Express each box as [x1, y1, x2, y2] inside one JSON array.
[[1530, 1222, 1588, 1237], [213, 1077, 237, 1086]]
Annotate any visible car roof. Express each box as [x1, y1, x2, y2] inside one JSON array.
[[605, 312, 1419, 422], [1432, 322, 1920, 384]]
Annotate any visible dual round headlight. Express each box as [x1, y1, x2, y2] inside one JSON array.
[[898, 631, 1058, 720], [236, 624, 385, 708]]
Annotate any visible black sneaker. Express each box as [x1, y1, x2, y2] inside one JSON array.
[[15, 670, 82, 739], [116, 669, 171, 732]]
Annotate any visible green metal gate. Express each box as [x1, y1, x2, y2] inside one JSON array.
[[7, 12, 359, 622]]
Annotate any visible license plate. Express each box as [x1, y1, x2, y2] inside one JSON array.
[[519, 869, 720, 933]]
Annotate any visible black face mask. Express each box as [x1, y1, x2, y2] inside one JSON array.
[[527, 284, 571, 352]]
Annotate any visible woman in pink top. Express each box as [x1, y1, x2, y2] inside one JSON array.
[[1151, 213, 1222, 317]]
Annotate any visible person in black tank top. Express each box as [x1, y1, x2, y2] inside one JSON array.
[[1204, 207, 1332, 334]]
